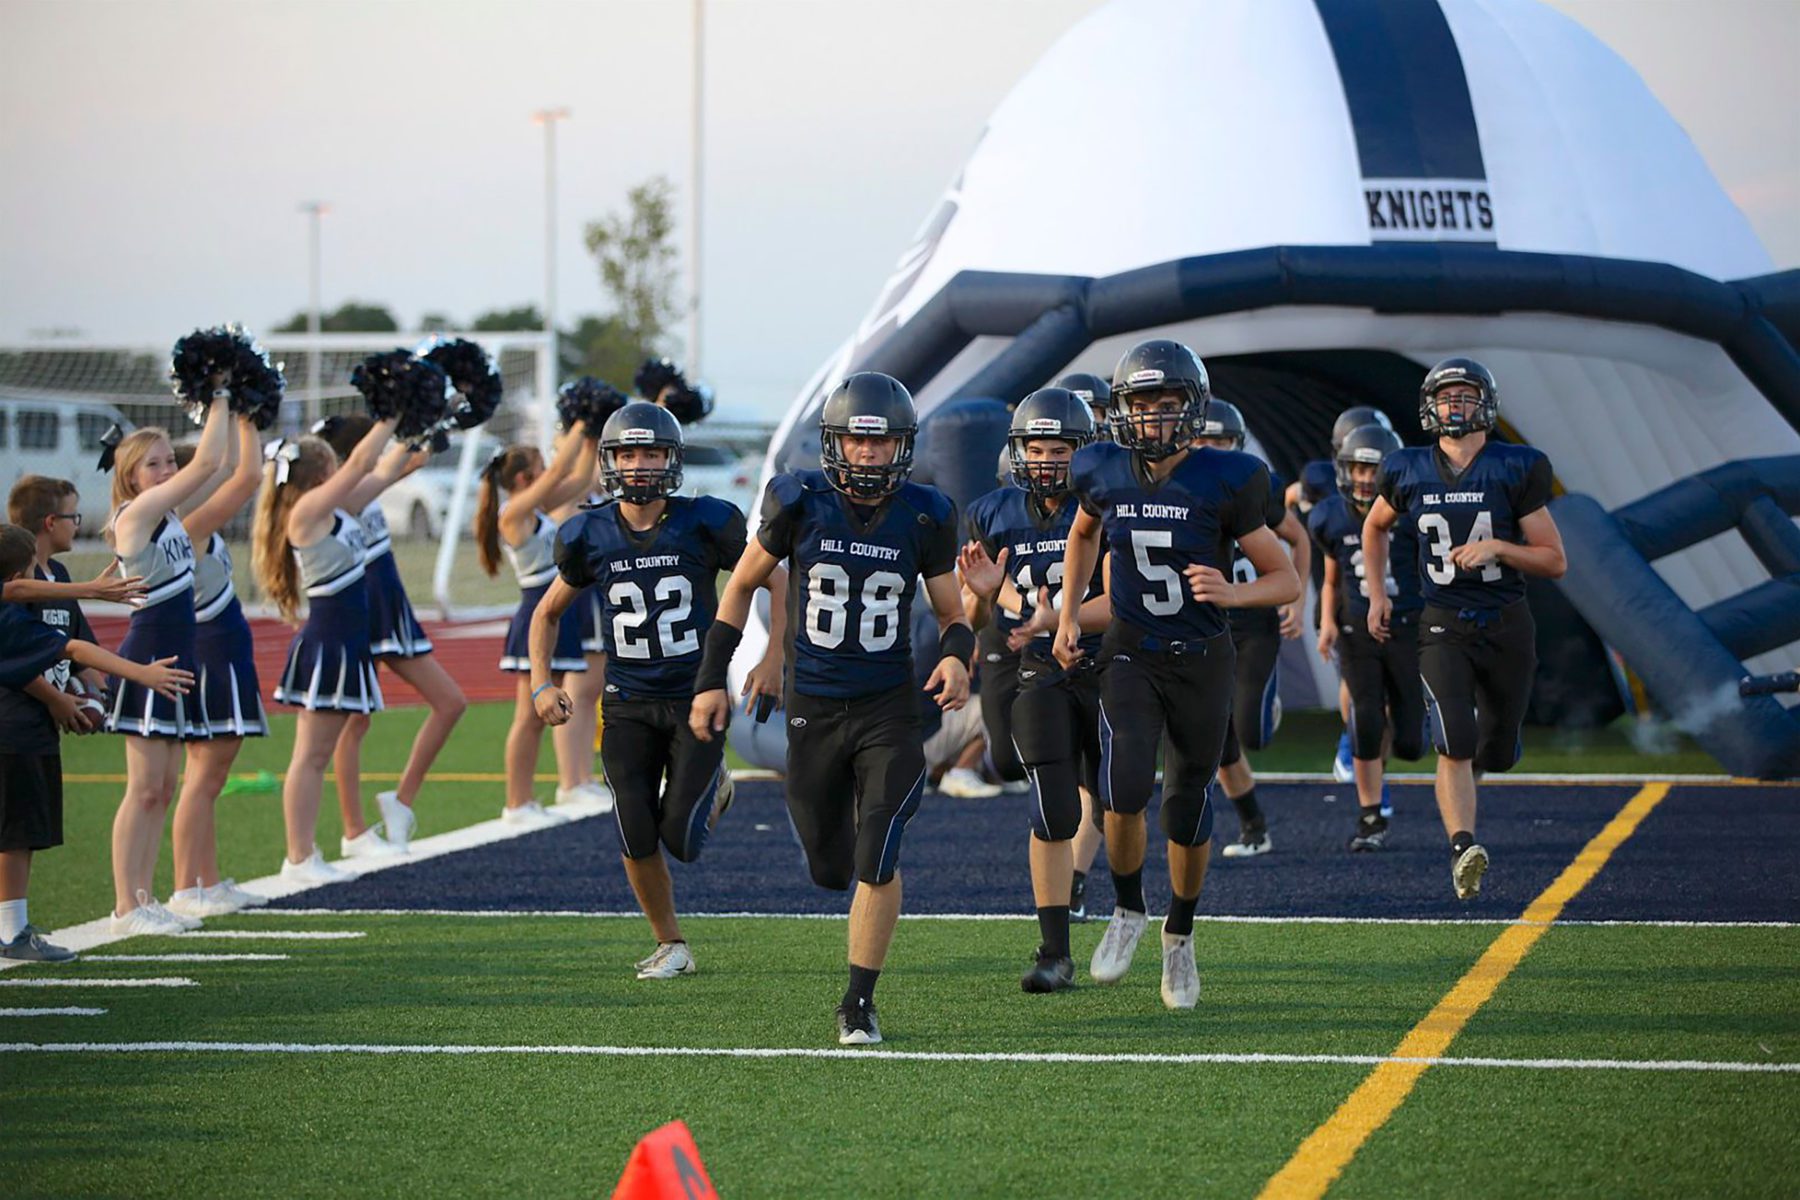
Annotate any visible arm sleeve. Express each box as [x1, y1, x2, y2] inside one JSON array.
[[552, 514, 599, 589], [1513, 454, 1554, 519], [921, 500, 960, 579], [1226, 464, 1273, 540], [1378, 465, 1409, 513], [0, 613, 68, 688], [756, 478, 799, 559]]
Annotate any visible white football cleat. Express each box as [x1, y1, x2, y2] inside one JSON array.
[[1089, 906, 1148, 983], [500, 800, 566, 831], [376, 791, 416, 851], [635, 941, 696, 980], [1160, 930, 1201, 1010], [165, 884, 238, 920], [937, 767, 1003, 799], [279, 849, 354, 886], [1453, 844, 1490, 901], [1220, 829, 1272, 858], [340, 825, 401, 860]]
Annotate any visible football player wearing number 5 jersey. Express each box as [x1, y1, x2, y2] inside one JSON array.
[[1059, 340, 1298, 1010], [691, 373, 973, 1047], [532, 403, 788, 982], [1362, 359, 1566, 901]]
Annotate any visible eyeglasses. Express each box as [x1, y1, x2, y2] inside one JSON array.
[[51, 513, 82, 528]]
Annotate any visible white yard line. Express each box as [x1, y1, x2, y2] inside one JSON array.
[[0, 1007, 106, 1017], [0, 1040, 1791, 1074], [0, 978, 195, 989], [174, 930, 365, 940], [81, 954, 290, 963]]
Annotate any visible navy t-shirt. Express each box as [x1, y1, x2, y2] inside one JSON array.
[[1377, 442, 1553, 611], [758, 470, 959, 699], [554, 496, 747, 700], [0, 581, 75, 755], [1071, 441, 1271, 644]]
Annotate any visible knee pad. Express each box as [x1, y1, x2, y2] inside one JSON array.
[[1024, 766, 1082, 843], [1475, 734, 1523, 774], [808, 859, 854, 892], [1160, 784, 1215, 848]]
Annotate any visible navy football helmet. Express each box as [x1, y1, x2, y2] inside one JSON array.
[[1419, 358, 1500, 437], [1329, 406, 1393, 455], [1335, 422, 1402, 508], [1007, 387, 1096, 497], [1108, 339, 1210, 461], [820, 372, 918, 500], [1056, 371, 1113, 441], [1196, 398, 1247, 450], [599, 401, 684, 503]]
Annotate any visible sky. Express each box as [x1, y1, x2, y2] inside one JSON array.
[[3, 0, 1797, 419]]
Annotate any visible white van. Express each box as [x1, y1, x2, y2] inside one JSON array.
[[0, 396, 135, 532]]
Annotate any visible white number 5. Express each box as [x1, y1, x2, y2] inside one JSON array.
[[1131, 530, 1185, 616]]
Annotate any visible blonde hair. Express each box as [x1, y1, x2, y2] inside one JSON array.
[[105, 428, 172, 544], [475, 445, 543, 577], [250, 436, 338, 623]]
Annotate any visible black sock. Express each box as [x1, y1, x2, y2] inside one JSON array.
[[1036, 905, 1071, 959], [1166, 894, 1199, 937], [1358, 805, 1384, 827], [1072, 869, 1087, 892], [1230, 786, 1264, 831], [1113, 868, 1146, 914], [844, 964, 880, 1008], [1450, 830, 1475, 856]]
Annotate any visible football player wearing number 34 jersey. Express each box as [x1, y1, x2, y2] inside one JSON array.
[[1361, 359, 1566, 901], [692, 372, 973, 1048]]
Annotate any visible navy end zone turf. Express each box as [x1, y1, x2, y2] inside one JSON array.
[[275, 782, 1800, 924]]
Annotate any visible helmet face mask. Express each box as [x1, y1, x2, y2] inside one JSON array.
[[1109, 340, 1210, 462], [820, 372, 918, 501], [1418, 358, 1499, 438], [600, 401, 685, 503], [1335, 422, 1403, 509], [1006, 387, 1096, 497]]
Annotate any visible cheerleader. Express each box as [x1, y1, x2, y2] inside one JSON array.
[[165, 414, 271, 918], [253, 419, 416, 882], [316, 415, 469, 854], [102, 399, 232, 934], [476, 421, 597, 828]]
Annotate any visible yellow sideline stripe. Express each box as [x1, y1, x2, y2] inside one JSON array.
[[64, 772, 551, 784], [1257, 781, 1672, 1200]]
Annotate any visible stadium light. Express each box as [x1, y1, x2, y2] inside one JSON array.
[[299, 200, 331, 427]]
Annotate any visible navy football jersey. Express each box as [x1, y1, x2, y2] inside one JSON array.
[[759, 470, 958, 699], [1071, 441, 1272, 643], [1226, 468, 1290, 635], [1378, 442, 1552, 611], [554, 496, 747, 699], [965, 485, 1103, 657], [1308, 492, 1424, 624], [1298, 459, 1336, 510]]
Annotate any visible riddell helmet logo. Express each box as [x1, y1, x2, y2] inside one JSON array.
[[618, 428, 655, 444], [1127, 369, 1165, 387], [789, 717, 808, 728], [1025, 418, 1062, 435], [846, 415, 888, 434], [1069, 390, 1094, 403]]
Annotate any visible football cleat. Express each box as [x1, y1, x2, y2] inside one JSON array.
[[1349, 814, 1389, 852], [1160, 931, 1201, 1010], [635, 941, 696, 981], [1333, 732, 1355, 783], [1453, 844, 1490, 900], [1020, 950, 1076, 994], [1069, 874, 1089, 923], [1089, 906, 1148, 984], [836, 998, 882, 1046], [1221, 828, 1272, 858]]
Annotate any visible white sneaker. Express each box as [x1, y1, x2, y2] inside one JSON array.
[[279, 849, 354, 885], [140, 893, 201, 932], [709, 771, 735, 830], [208, 879, 269, 910], [109, 896, 188, 938], [341, 824, 401, 860], [376, 791, 416, 851], [937, 767, 1003, 799], [1221, 829, 1273, 858], [1089, 906, 1148, 983], [551, 782, 614, 814], [165, 885, 238, 919], [635, 941, 696, 980], [1160, 930, 1200, 1010], [500, 800, 565, 830], [1453, 844, 1490, 901]]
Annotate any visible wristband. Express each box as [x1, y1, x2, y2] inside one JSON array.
[[938, 623, 976, 666], [531, 682, 556, 701], [695, 620, 744, 694]]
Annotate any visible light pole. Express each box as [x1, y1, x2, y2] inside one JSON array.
[[533, 106, 571, 441], [689, 0, 704, 374], [299, 201, 330, 427]]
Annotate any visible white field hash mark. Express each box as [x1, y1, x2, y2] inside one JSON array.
[[82, 954, 290, 963], [176, 930, 365, 940], [0, 1041, 1794, 1074], [0, 1007, 106, 1017], [0, 977, 196, 988]]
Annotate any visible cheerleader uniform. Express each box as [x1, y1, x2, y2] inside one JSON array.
[[359, 500, 433, 659], [499, 511, 587, 673], [274, 511, 384, 712], [191, 533, 267, 737], [105, 509, 208, 740], [576, 494, 606, 655]]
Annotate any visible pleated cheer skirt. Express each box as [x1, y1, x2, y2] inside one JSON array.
[[500, 581, 587, 674], [106, 596, 209, 741], [192, 596, 267, 737], [274, 589, 384, 713], [365, 551, 433, 659]]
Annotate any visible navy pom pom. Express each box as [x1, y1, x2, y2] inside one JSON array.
[[556, 377, 629, 436], [351, 350, 449, 440], [662, 380, 714, 425], [421, 338, 503, 430], [634, 356, 685, 402], [170, 325, 255, 421], [231, 336, 286, 430]]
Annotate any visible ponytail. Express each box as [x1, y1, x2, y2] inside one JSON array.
[[474, 445, 541, 577], [250, 436, 335, 623]]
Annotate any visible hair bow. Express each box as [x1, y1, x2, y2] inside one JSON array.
[[96, 424, 126, 472], [265, 437, 302, 486]]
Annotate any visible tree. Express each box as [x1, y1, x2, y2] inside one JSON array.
[[418, 312, 455, 333], [583, 177, 683, 364], [469, 305, 545, 332], [272, 301, 400, 334]]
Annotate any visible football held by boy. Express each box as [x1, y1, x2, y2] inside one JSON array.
[[1057, 340, 1298, 1010], [691, 372, 972, 1047]]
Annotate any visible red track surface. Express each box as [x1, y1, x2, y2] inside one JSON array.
[[86, 614, 517, 708]]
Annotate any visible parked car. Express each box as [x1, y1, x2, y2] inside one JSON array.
[[0, 396, 135, 532], [679, 437, 761, 517]]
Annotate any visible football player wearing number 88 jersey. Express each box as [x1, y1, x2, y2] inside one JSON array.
[[1362, 359, 1566, 901], [533, 403, 788, 981], [691, 372, 973, 1047], [1059, 340, 1298, 1010]]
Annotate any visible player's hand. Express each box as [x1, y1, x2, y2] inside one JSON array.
[[1279, 602, 1304, 640], [1451, 539, 1502, 570], [138, 656, 194, 700], [741, 654, 783, 716], [1006, 586, 1058, 652], [924, 654, 970, 711], [45, 689, 84, 734], [1316, 622, 1338, 662], [534, 684, 574, 725], [1366, 594, 1392, 643], [85, 561, 148, 606], [1185, 564, 1238, 607], [689, 688, 731, 742], [956, 542, 1008, 600], [1052, 614, 1085, 670]]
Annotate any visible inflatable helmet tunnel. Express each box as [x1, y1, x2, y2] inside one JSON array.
[[730, 0, 1800, 778]]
